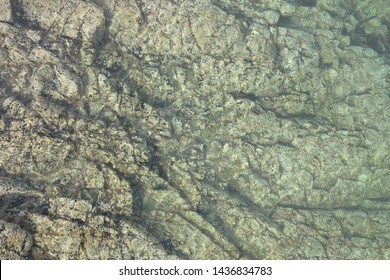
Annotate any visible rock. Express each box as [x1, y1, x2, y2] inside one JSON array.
[[347, 0, 390, 53], [0, 0, 389, 260], [0, 0, 13, 23], [0, 220, 32, 259]]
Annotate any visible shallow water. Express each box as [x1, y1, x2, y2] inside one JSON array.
[[0, 0, 389, 259]]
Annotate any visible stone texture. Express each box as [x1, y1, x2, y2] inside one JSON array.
[[0, 220, 32, 259], [0, 0, 13, 23], [0, 0, 389, 259]]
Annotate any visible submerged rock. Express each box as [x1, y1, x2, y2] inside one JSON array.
[[0, 0, 389, 259]]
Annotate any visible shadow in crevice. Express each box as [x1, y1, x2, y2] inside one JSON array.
[[297, 0, 317, 7]]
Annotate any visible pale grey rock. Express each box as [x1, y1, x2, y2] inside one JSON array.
[[0, 0, 12, 23], [49, 197, 92, 222]]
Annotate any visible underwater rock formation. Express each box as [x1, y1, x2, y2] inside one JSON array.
[[0, 0, 389, 259]]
